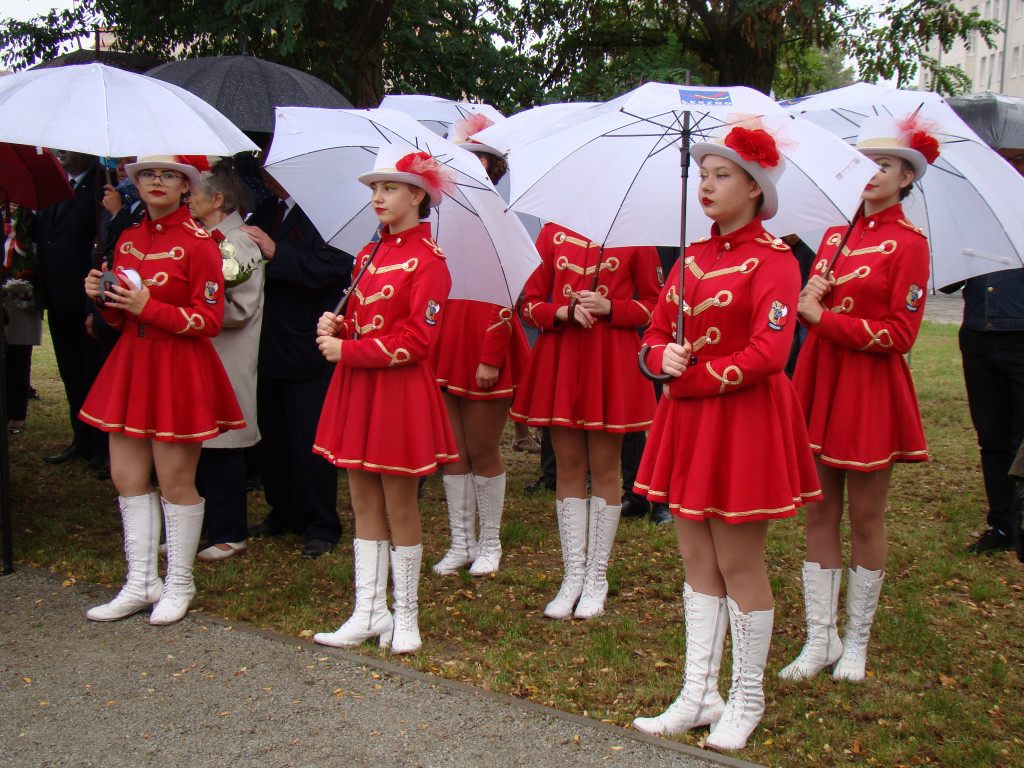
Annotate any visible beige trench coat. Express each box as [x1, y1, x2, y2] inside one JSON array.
[[205, 210, 264, 449]]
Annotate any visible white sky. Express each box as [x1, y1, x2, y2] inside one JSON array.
[[1, 0, 78, 21]]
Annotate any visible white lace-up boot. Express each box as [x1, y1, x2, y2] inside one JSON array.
[[705, 598, 774, 752], [832, 566, 885, 682], [433, 474, 478, 575], [632, 585, 728, 735], [86, 492, 163, 621], [469, 473, 505, 575], [543, 497, 588, 619], [386, 544, 423, 654], [779, 562, 844, 681], [314, 539, 393, 647], [149, 498, 204, 626], [574, 496, 621, 619]]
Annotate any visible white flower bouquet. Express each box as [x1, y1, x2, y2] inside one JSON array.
[[216, 239, 257, 287], [2, 278, 36, 309]]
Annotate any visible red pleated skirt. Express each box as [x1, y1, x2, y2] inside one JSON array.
[[80, 335, 244, 442], [794, 335, 928, 471], [314, 360, 459, 476], [510, 323, 655, 432], [634, 373, 822, 522], [433, 300, 531, 400]]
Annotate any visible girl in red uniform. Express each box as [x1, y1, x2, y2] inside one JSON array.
[[781, 115, 934, 684], [511, 224, 660, 620], [431, 115, 531, 577], [81, 155, 244, 626], [631, 122, 821, 751], [312, 145, 457, 654]]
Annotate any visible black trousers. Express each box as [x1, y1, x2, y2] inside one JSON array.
[[257, 375, 341, 543], [960, 327, 1024, 532], [196, 447, 248, 545], [4, 343, 32, 421], [47, 310, 104, 455]]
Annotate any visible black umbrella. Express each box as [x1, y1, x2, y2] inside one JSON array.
[[146, 55, 352, 133]]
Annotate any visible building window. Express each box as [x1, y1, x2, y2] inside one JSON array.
[[985, 0, 992, 18], [994, 0, 1000, 18], [980, 56, 988, 88], [1017, 0, 1023, 18]]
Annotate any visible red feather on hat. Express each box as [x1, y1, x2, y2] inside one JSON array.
[[450, 113, 495, 143], [895, 112, 941, 164], [395, 151, 457, 199]]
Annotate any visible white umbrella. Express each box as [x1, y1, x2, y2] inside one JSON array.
[[378, 94, 504, 137], [0, 63, 258, 157], [783, 83, 1024, 289], [264, 106, 540, 307], [472, 101, 599, 157], [506, 82, 876, 249]]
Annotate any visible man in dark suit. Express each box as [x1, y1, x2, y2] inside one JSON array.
[[34, 150, 106, 466], [240, 169, 354, 558]]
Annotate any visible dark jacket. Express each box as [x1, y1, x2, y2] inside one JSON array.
[[960, 269, 1024, 332], [33, 168, 97, 313], [250, 197, 354, 379]]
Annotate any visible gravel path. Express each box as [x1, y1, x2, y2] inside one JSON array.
[[1, 568, 760, 768]]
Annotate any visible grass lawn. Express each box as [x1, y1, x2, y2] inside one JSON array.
[[3, 320, 1022, 767]]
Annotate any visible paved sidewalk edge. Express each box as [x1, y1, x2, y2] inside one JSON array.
[[9, 563, 765, 768]]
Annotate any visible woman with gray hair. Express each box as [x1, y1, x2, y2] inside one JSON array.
[[188, 158, 265, 561]]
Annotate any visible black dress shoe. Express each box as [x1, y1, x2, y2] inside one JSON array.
[[302, 538, 335, 559], [524, 476, 556, 494], [44, 444, 89, 465], [620, 495, 650, 518], [649, 503, 673, 525], [966, 527, 1015, 554]]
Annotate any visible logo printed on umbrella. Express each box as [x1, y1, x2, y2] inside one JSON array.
[[678, 89, 733, 106]]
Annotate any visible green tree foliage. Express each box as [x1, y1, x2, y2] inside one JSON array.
[[0, 0, 396, 107], [0, 0, 1003, 110], [773, 45, 855, 100], [487, 0, 1001, 98]]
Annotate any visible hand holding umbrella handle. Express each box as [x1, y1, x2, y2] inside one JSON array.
[[638, 344, 673, 382], [566, 246, 604, 327]]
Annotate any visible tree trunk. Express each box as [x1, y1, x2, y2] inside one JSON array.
[[306, 0, 395, 107], [709, 26, 780, 94]]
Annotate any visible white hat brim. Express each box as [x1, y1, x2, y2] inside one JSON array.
[[690, 143, 781, 220], [357, 169, 443, 208], [125, 159, 202, 192], [857, 146, 927, 181]]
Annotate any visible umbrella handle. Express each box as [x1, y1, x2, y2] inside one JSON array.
[[333, 237, 383, 316], [638, 344, 673, 383]]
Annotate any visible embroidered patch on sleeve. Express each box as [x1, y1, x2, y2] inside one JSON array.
[[204, 281, 219, 304], [656, 265, 665, 287], [767, 300, 790, 330], [905, 284, 924, 312], [424, 299, 440, 326]]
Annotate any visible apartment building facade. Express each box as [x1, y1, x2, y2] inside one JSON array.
[[920, 0, 1024, 96]]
